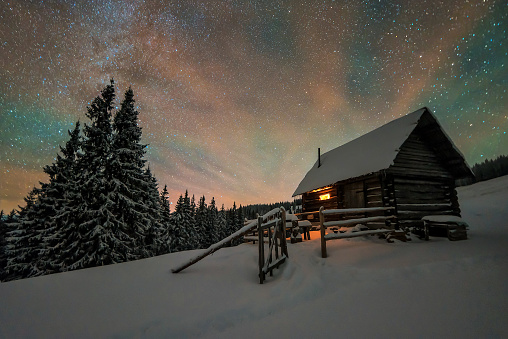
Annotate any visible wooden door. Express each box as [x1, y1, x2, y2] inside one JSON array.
[[344, 181, 365, 208]]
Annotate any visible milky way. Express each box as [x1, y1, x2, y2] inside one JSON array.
[[1, 0, 507, 212]]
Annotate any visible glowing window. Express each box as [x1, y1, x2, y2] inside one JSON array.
[[319, 193, 330, 200]]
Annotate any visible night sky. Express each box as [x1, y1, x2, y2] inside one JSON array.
[[1, 0, 507, 212]]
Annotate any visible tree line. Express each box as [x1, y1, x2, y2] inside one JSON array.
[[242, 200, 301, 220], [471, 155, 508, 182], [0, 80, 244, 282]]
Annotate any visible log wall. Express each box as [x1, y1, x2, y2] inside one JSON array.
[[388, 131, 461, 228]]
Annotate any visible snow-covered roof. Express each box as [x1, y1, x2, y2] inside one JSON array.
[[292, 107, 471, 196]]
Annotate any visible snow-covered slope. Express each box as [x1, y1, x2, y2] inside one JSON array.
[[1, 176, 508, 338]]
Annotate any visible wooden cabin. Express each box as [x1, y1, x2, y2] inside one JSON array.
[[293, 107, 474, 230]]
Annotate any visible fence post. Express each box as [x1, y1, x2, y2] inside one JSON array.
[[280, 206, 288, 258], [257, 215, 264, 284], [319, 206, 327, 258]]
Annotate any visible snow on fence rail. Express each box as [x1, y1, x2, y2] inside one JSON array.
[[319, 206, 398, 258]]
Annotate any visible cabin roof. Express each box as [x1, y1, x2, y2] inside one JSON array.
[[292, 107, 473, 196]]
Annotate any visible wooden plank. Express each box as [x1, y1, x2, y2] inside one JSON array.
[[322, 207, 394, 215], [391, 161, 449, 173], [398, 146, 436, 157], [395, 152, 440, 162], [395, 193, 450, 202], [389, 167, 453, 179], [396, 198, 451, 205], [262, 255, 286, 274], [324, 215, 396, 227], [394, 191, 449, 199], [324, 229, 393, 240], [394, 184, 450, 192], [393, 177, 450, 186], [397, 204, 453, 212]]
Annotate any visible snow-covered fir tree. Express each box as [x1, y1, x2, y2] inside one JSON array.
[[171, 193, 192, 252], [0, 210, 17, 281], [194, 196, 208, 248], [217, 205, 229, 241], [206, 197, 219, 246], [110, 87, 164, 258], [0, 210, 5, 279], [4, 189, 45, 280], [37, 121, 83, 275], [158, 185, 172, 254], [58, 79, 123, 270]]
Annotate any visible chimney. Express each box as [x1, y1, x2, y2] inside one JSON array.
[[318, 148, 321, 168]]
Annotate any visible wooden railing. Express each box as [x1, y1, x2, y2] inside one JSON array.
[[257, 207, 289, 284], [319, 206, 397, 258]]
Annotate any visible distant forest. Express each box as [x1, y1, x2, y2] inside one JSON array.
[[471, 155, 508, 182], [242, 200, 302, 220]]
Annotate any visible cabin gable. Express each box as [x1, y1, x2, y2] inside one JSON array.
[[296, 108, 473, 228], [388, 128, 453, 180]]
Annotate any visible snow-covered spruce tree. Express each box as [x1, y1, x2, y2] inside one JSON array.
[[37, 121, 83, 275], [195, 196, 208, 248], [171, 191, 200, 251], [110, 87, 163, 258], [171, 194, 189, 252], [58, 79, 133, 270], [234, 204, 244, 246], [0, 210, 17, 281], [158, 184, 172, 254], [217, 204, 228, 241], [206, 197, 219, 246], [0, 210, 6, 280], [141, 166, 165, 256], [4, 189, 46, 280], [189, 194, 201, 248]]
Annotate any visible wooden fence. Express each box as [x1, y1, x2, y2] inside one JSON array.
[[257, 207, 289, 284], [319, 206, 398, 258]]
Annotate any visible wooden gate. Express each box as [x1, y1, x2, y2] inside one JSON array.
[[257, 207, 289, 284]]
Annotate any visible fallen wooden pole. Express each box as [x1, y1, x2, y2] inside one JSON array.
[[171, 220, 258, 273]]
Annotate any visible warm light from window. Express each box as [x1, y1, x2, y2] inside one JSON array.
[[319, 193, 330, 200]]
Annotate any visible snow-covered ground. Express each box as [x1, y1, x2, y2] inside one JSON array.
[[1, 176, 508, 338]]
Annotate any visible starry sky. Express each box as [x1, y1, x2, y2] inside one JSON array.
[[1, 0, 507, 212]]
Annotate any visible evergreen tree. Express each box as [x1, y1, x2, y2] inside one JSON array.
[[1, 210, 17, 281], [141, 166, 164, 256], [0, 210, 6, 280], [159, 185, 172, 254], [171, 194, 191, 252], [217, 204, 228, 241], [4, 189, 45, 280], [206, 197, 219, 246], [195, 196, 208, 248], [38, 121, 83, 275], [235, 204, 244, 246], [59, 79, 127, 270], [108, 86, 150, 258]]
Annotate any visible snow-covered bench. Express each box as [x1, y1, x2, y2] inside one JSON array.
[[421, 215, 468, 241]]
